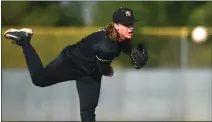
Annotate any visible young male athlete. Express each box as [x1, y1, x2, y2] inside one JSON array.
[[4, 7, 149, 122]]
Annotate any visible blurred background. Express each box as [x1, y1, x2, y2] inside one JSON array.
[[1, 1, 211, 121]]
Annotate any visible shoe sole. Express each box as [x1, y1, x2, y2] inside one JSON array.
[[4, 28, 33, 39]]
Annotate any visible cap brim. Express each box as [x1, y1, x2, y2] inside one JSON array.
[[120, 18, 138, 25]]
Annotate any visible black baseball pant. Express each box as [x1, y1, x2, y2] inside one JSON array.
[[21, 43, 102, 122]]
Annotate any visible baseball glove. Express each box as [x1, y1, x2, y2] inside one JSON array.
[[130, 44, 149, 69]]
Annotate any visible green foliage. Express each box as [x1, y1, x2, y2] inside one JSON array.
[[2, 1, 84, 27], [188, 2, 212, 26], [21, 3, 61, 26], [55, 2, 84, 26], [2, 1, 30, 25], [2, 1, 212, 27]]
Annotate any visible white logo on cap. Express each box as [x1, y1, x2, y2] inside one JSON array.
[[125, 11, 131, 17]]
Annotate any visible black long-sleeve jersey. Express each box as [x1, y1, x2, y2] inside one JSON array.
[[18, 28, 133, 87], [62, 29, 132, 75]]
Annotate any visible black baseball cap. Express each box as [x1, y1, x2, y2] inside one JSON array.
[[112, 7, 137, 25]]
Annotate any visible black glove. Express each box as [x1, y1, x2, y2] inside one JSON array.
[[130, 44, 149, 69]]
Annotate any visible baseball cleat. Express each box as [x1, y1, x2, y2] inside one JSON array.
[[4, 28, 33, 46]]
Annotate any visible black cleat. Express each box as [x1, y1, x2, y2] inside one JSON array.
[[4, 28, 33, 46]]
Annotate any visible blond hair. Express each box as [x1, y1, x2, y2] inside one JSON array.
[[104, 22, 120, 42]]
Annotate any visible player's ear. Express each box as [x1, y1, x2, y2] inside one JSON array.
[[113, 23, 119, 30]]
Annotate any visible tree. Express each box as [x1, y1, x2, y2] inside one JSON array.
[[188, 2, 212, 26]]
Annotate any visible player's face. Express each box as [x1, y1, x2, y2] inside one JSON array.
[[115, 23, 134, 41]]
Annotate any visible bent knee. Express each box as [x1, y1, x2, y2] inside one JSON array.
[[31, 74, 49, 87], [32, 80, 48, 87]]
